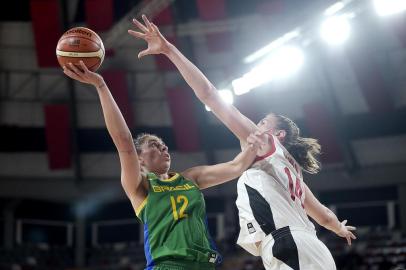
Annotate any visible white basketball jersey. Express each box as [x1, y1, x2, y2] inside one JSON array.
[[236, 134, 315, 256]]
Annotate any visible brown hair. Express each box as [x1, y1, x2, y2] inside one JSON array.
[[133, 133, 162, 154], [273, 114, 321, 174]]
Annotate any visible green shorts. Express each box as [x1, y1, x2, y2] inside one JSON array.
[[149, 260, 216, 270]]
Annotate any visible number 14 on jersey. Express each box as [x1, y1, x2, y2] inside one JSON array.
[[284, 167, 304, 208]]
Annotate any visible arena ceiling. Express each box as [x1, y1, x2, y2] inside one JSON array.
[[0, 0, 405, 201]]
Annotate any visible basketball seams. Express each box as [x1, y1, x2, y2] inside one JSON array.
[[57, 56, 101, 72], [57, 35, 101, 51], [56, 27, 104, 72], [87, 59, 102, 71], [72, 60, 101, 72]]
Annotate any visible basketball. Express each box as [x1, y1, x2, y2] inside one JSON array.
[[56, 27, 105, 72]]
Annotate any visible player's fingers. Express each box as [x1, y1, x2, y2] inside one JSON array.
[[349, 232, 357, 239], [342, 220, 348, 226], [247, 139, 261, 149], [142, 14, 153, 31], [246, 137, 256, 146], [151, 23, 160, 33], [247, 143, 259, 150], [79, 61, 90, 74], [258, 136, 268, 145], [246, 135, 255, 143], [346, 235, 352, 246], [132, 18, 148, 32], [138, 49, 150, 58], [151, 23, 166, 39], [257, 132, 269, 142], [63, 66, 85, 83], [253, 130, 264, 139], [68, 62, 85, 76], [254, 130, 263, 136], [347, 226, 356, 231], [65, 63, 83, 78], [248, 134, 265, 145], [128, 30, 146, 39]]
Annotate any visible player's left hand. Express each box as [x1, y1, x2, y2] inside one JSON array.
[[336, 220, 357, 246], [128, 14, 171, 58]]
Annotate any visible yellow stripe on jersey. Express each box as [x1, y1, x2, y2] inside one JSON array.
[[135, 197, 148, 217], [160, 173, 180, 182]]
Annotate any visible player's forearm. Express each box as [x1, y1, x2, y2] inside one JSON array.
[[164, 44, 217, 102], [320, 207, 342, 234], [96, 82, 134, 152], [229, 146, 257, 176]]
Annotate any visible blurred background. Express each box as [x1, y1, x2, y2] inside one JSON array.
[[1, 0, 406, 269]]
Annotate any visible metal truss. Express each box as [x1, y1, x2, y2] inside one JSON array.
[[0, 69, 167, 104], [0, 70, 66, 103], [105, 0, 176, 48]]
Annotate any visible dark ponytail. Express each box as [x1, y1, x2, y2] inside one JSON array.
[[273, 114, 321, 174]]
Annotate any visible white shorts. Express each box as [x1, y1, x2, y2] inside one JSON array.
[[260, 226, 336, 270]]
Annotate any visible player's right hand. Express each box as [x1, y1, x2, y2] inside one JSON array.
[[247, 131, 270, 156], [336, 220, 357, 246], [63, 61, 104, 88]]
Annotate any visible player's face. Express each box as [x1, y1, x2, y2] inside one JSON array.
[[139, 138, 171, 174], [257, 114, 279, 134]]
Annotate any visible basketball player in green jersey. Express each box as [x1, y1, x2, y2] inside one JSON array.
[[63, 61, 262, 270]]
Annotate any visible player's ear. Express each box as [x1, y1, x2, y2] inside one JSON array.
[[138, 154, 145, 166], [275, 130, 286, 142]]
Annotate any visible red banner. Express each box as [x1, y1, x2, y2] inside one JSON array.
[[102, 70, 135, 128], [85, 0, 113, 32], [30, 0, 61, 67], [166, 88, 201, 152], [196, 0, 226, 21]]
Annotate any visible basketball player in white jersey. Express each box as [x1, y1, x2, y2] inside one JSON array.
[[129, 15, 356, 270]]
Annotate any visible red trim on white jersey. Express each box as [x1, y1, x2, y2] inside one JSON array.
[[254, 133, 277, 163]]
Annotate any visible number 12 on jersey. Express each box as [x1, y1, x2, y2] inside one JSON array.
[[170, 195, 189, 221], [284, 167, 304, 208]]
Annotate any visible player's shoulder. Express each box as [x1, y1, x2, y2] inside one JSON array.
[[240, 167, 260, 177], [238, 168, 266, 186]]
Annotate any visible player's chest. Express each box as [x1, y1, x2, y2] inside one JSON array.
[[149, 183, 204, 220]]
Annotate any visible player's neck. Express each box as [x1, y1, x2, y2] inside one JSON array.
[[156, 172, 171, 180], [146, 168, 174, 180]]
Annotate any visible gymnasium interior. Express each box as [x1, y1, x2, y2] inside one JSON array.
[[1, 0, 406, 269]]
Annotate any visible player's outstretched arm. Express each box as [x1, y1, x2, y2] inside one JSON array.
[[181, 133, 263, 189], [128, 15, 258, 144], [303, 183, 357, 245], [63, 62, 146, 207]]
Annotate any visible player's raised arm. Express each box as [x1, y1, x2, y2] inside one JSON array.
[[181, 133, 264, 189], [128, 15, 258, 143], [63, 61, 145, 206], [303, 183, 357, 245]]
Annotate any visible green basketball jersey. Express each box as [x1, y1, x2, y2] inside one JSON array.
[[136, 172, 221, 269]]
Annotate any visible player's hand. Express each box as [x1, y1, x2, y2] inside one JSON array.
[[247, 131, 270, 156], [246, 134, 260, 151], [128, 14, 171, 58], [63, 61, 104, 88], [336, 220, 357, 246]]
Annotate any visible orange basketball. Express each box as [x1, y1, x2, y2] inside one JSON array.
[[56, 27, 105, 72]]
